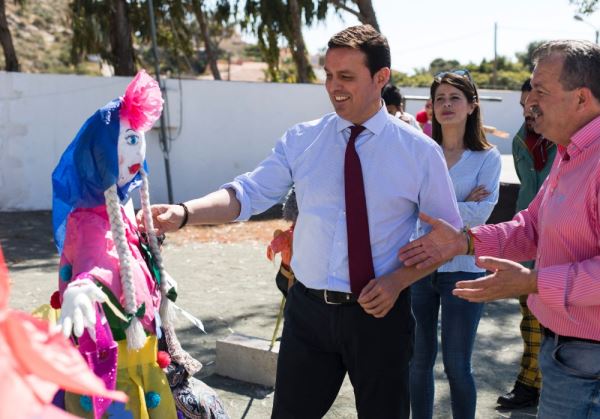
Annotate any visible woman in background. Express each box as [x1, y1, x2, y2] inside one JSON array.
[[410, 69, 501, 419]]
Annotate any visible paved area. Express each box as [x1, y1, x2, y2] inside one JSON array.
[[2, 211, 538, 418]]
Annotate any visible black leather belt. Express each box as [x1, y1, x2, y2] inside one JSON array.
[[542, 327, 600, 345], [298, 282, 358, 305]]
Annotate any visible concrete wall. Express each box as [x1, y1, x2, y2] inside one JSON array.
[[0, 72, 523, 211]]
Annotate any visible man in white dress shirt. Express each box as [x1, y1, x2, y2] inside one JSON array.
[[141, 25, 462, 419]]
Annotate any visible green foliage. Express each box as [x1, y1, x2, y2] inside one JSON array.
[[570, 0, 599, 14], [515, 40, 547, 71], [68, 0, 236, 76], [236, 0, 321, 82], [243, 43, 263, 60], [391, 48, 534, 90]]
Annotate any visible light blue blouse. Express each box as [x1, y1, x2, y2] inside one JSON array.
[[419, 147, 502, 273]]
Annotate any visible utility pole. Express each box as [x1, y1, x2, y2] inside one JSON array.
[[147, 0, 174, 204], [492, 22, 498, 88]]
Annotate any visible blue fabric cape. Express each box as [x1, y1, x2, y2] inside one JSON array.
[[52, 99, 146, 253]]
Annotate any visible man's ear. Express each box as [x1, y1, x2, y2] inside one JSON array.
[[576, 87, 594, 109], [375, 67, 391, 87]]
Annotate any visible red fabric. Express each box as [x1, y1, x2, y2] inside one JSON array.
[[267, 226, 294, 268], [524, 129, 550, 172], [416, 110, 429, 124], [157, 351, 171, 368], [49, 291, 61, 309], [344, 125, 375, 295]]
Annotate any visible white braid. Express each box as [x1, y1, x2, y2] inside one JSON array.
[[139, 168, 176, 327], [104, 185, 146, 350]]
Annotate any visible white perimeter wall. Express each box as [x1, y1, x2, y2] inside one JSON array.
[[0, 72, 523, 211]]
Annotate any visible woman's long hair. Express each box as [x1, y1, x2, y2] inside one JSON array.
[[430, 72, 491, 151]]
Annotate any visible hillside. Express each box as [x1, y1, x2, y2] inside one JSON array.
[[1, 1, 267, 79], [1, 0, 94, 74]]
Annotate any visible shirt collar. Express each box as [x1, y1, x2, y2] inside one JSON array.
[[335, 100, 388, 136], [566, 114, 600, 158]]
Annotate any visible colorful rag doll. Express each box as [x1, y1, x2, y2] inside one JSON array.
[[51, 71, 228, 419], [0, 246, 127, 419]]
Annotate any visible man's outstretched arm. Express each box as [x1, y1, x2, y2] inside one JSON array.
[[138, 188, 241, 235]]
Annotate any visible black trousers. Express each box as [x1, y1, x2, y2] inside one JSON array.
[[272, 281, 414, 419]]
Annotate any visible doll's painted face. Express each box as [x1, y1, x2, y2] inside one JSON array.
[[117, 118, 146, 187]]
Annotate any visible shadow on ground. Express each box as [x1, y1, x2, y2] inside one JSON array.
[[4, 211, 538, 419]]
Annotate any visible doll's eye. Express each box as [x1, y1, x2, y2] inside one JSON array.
[[126, 135, 139, 145]]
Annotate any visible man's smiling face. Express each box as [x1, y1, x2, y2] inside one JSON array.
[[324, 47, 388, 125]]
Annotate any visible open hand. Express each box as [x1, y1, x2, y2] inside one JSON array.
[[453, 256, 538, 302], [59, 278, 107, 339], [398, 212, 466, 269]]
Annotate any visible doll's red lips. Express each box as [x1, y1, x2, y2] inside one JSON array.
[[129, 164, 141, 174]]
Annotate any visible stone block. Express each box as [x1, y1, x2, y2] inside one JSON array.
[[216, 333, 280, 387]]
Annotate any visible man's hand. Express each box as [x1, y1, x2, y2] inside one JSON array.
[[398, 212, 467, 269], [137, 204, 185, 235], [358, 274, 405, 318], [453, 256, 538, 302], [59, 278, 107, 339]]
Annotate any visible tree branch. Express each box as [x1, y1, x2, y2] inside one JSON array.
[[327, 0, 362, 20]]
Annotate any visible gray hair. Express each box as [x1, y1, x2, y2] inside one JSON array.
[[533, 40, 600, 101]]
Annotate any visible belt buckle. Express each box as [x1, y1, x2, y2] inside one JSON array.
[[324, 290, 341, 305]]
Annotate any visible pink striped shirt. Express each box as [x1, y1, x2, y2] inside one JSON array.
[[472, 114, 600, 341]]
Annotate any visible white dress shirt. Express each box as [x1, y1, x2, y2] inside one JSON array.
[[223, 105, 462, 292]]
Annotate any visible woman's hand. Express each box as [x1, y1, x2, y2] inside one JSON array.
[[465, 185, 490, 202]]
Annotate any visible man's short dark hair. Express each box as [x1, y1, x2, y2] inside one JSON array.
[[533, 40, 600, 101], [521, 78, 532, 92], [328, 24, 391, 77], [382, 84, 403, 107]]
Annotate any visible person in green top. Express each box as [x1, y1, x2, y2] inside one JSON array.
[[497, 78, 557, 409]]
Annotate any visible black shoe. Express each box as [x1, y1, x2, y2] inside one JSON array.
[[497, 381, 539, 409]]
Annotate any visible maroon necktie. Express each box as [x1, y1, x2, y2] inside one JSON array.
[[345, 125, 375, 295]]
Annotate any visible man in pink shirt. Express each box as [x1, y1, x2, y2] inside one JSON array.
[[398, 40, 600, 418]]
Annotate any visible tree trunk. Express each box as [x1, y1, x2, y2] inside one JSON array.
[[191, 0, 221, 80], [0, 0, 19, 71], [287, 0, 312, 83], [109, 0, 135, 76], [354, 0, 379, 32]]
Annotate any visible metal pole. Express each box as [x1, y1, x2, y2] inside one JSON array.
[[596, 29, 599, 45], [147, 0, 174, 204]]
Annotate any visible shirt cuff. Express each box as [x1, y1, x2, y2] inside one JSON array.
[[536, 264, 571, 316], [470, 225, 501, 258], [220, 181, 252, 221]]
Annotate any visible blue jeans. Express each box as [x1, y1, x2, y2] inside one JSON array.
[[409, 271, 484, 419], [537, 334, 600, 418]]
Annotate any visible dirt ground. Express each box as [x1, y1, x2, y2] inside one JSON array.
[[1, 211, 537, 419]]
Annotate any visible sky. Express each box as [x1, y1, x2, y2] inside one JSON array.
[[299, 0, 600, 74]]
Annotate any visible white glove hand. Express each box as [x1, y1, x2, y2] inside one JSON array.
[[59, 278, 107, 340]]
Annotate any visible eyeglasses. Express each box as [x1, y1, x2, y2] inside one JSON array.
[[434, 69, 473, 82]]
